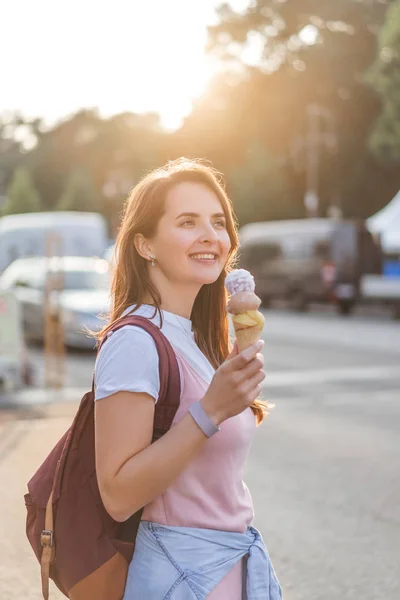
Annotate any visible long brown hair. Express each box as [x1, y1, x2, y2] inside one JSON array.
[[98, 158, 267, 423]]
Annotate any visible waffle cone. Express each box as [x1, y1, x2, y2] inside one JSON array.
[[235, 324, 263, 352]]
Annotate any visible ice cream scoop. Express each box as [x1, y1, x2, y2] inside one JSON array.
[[225, 269, 256, 295], [225, 269, 265, 351], [226, 290, 261, 315]]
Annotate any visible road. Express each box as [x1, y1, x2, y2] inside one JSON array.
[[252, 310, 400, 600], [2, 308, 400, 599]]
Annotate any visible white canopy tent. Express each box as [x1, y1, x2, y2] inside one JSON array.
[[367, 191, 400, 254]]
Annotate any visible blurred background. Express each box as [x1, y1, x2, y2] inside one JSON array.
[[0, 1, 399, 599]]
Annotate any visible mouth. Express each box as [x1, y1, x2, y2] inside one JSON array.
[[189, 253, 219, 264]]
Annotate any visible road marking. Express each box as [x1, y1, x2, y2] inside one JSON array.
[[262, 366, 400, 388]]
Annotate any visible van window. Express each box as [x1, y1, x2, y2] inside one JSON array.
[[313, 240, 331, 261], [262, 243, 282, 260], [240, 242, 281, 267]]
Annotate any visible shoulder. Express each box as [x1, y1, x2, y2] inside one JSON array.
[[96, 325, 158, 364], [94, 325, 160, 402]]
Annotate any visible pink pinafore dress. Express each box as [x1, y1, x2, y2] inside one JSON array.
[[141, 350, 257, 598]]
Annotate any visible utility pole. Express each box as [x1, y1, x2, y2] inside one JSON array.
[[44, 233, 65, 389], [304, 105, 319, 218], [303, 104, 337, 218]]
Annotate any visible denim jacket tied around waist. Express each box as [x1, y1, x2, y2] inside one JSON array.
[[122, 521, 283, 600]]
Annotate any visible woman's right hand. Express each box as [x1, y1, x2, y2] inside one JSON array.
[[201, 339, 265, 425]]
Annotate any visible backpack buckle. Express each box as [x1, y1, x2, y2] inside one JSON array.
[[41, 529, 54, 548]]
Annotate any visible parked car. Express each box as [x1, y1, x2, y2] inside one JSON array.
[[0, 211, 109, 274], [238, 218, 381, 315], [0, 290, 35, 393], [0, 256, 110, 349]]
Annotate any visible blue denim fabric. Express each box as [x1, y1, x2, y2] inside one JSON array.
[[122, 521, 283, 600]]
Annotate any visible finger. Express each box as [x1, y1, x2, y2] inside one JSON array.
[[226, 339, 239, 360], [248, 384, 263, 403], [228, 340, 264, 371], [243, 369, 266, 394], [240, 353, 264, 380]]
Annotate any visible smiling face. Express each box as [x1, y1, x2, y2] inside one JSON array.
[[146, 181, 232, 288]]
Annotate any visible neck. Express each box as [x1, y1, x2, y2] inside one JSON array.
[[144, 271, 201, 320]]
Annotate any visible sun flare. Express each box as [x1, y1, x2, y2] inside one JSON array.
[[0, 0, 221, 129]]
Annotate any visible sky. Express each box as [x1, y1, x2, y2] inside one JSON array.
[[0, 0, 250, 130]]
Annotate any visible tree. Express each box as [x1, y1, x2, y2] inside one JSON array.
[[367, 0, 400, 163], [0, 116, 28, 208], [57, 169, 99, 212], [23, 109, 168, 234], [202, 0, 397, 219], [2, 166, 41, 215], [227, 142, 296, 224]]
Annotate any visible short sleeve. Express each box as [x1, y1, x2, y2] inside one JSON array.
[[94, 326, 160, 402]]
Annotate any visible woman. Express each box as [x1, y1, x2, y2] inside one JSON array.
[[94, 158, 282, 599]]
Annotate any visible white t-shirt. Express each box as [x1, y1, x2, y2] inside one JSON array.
[[94, 304, 216, 402]]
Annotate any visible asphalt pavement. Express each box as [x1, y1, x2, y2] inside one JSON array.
[[252, 309, 400, 600], [1, 307, 399, 600]]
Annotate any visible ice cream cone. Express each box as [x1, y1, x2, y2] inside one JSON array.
[[235, 324, 263, 352], [225, 269, 264, 351]]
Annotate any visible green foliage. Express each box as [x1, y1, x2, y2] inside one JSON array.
[[57, 169, 99, 212], [0, 1, 399, 228], [204, 0, 397, 219], [367, 0, 400, 163], [209, 0, 387, 72], [2, 166, 41, 215]]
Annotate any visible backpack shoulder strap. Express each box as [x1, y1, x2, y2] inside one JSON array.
[[98, 315, 181, 439]]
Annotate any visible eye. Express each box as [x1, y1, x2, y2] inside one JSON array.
[[213, 220, 226, 228], [181, 219, 195, 227]]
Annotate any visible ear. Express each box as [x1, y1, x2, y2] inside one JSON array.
[[134, 233, 153, 261]]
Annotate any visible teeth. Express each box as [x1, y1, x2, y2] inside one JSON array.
[[190, 254, 216, 260]]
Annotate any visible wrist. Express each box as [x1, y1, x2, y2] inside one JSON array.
[[199, 397, 225, 427], [189, 400, 220, 438]]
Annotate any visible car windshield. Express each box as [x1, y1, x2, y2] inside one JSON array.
[[62, 270, 109, 291]]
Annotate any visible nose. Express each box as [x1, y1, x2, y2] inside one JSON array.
[[198, 221, 218, 243]]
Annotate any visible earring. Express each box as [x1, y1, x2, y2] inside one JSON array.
[[149, 254, 156, 267]]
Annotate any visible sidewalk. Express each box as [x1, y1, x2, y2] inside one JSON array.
[[0, 393, 80, 599]]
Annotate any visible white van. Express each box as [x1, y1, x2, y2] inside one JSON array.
[[0, 212, 108, 273], [239, 218, 381, 314]]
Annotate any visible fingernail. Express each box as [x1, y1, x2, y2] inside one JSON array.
[[257, 340, 264, 349]]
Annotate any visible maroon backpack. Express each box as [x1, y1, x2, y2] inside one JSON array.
[[24, 316, 181, 600]]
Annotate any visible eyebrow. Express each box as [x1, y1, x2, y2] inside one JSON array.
[[176, 212, 226, 220]]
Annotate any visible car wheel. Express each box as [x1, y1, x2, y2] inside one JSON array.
[[291, 290, 308, 312], [337, 299, 354, 316], [393, 303, 400, 320], [260, 295, 271, 309]]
